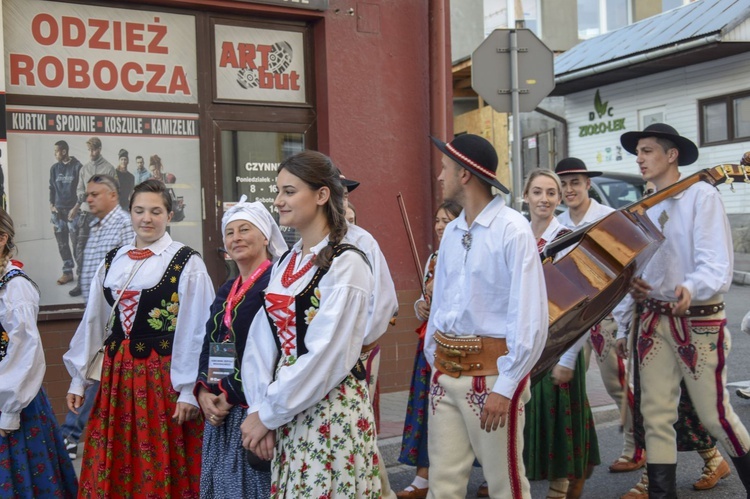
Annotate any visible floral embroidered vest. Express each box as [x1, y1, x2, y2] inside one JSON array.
[[0, 269, 35, 363], [264, 243, 369, 380], [102, 245, 197, 359]]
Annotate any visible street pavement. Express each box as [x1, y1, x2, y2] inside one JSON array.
[[382, 257, 750, 498]]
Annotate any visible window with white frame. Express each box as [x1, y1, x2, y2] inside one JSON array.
[[577, 0, 630, 39], [662, 0, 692, 12], [638, 106, 666, 129], [698, 91, 750, 146]]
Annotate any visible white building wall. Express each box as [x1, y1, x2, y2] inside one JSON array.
[[565, 51, 750, 215]]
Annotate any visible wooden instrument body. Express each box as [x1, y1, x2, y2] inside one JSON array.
[[531, 162, 750, 382]]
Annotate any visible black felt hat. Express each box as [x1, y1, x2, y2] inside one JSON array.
[[339, 175, 360, 193], [554, 157, 602, 177], [430, 134, 508, 193], [620, 123, 698, 166]]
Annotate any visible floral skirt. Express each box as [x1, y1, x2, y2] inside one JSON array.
[[0, 388, 78, 499], [398, 337, 430, 468], [78, 339, 203, 498], [200, 405, 271, 498], [271, 374, 381, 498], [523, 352, 600, 481]]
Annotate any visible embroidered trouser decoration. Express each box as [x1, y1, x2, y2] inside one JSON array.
[[430, 371, 445, 415], [428, 373, 531, 499], [638, 309, 750, 463], [467, 376, 490, 419]]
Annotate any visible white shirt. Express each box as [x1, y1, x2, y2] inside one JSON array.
[[424, 196, 548, 398], [557, 198, 614, 230], [344, 224, 398, 344], [0, 264, 44, 431], [64, 233, 215, 407], [241, 236, 374, 430], [614, 181, 733, 338]]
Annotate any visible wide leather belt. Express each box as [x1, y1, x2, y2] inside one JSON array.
[[434, 331, 508, 378], [643, 298, 725, 318]]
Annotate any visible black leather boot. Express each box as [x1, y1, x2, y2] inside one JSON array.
[[647, 463, 677, 499], [730, 451, 750, 498]]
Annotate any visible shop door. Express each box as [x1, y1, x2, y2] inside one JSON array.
[[208, 122, 310, 281]]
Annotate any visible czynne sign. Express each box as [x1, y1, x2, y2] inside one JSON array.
[[237, 0, 328, 10]]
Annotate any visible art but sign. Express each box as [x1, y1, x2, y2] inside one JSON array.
[[578, 90, 626, 137], [214, 24, 306, 104]]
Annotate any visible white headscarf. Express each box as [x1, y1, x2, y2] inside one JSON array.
[[222, 195, 288, 259]]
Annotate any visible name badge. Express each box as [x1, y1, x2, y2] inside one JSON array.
[[208, 342, 236, 384]]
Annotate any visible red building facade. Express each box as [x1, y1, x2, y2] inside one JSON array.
[[2, 0, 452, 420]]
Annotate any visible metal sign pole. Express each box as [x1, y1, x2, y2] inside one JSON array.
[[510, 29, 523, 211]]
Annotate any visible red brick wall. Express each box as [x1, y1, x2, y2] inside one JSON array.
[[378, 289, 422, 393], [39, 317, 80, 423]]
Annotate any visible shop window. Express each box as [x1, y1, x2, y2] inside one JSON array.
[[698, 91, 750, 146], [220, 130, 305, 247]]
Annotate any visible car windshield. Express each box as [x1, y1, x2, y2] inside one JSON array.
[[593, 177, 645, 209]]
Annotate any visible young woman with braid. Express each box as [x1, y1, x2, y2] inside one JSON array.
[[0, 209, 78, 497], [240, 151, 380, 497], [522, 169, 600, 499]]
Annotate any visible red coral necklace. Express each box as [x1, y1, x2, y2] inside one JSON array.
[[281, 251, 315, 287]]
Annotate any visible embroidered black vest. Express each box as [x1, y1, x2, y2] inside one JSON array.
[[102, 246, 198, 359], [0, 269, 35, 363], [264, 244, 369, 381]]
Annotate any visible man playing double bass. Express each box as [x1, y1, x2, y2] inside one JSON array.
[[614, 123, 750, 498]]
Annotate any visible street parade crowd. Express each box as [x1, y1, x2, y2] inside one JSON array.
[[1, 124, 750, 499]]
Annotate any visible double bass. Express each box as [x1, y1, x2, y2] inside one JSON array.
[[531, 154, 750, 382]]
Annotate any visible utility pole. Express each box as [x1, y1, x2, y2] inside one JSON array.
[[510, 0, 526, 210]]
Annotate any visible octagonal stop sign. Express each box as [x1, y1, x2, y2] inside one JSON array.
[[471, 29, 555, 113]]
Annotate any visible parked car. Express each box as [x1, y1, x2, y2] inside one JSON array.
[[588, 171, 647, 209]]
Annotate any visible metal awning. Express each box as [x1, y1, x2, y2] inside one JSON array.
[[552, 0, 750, 95]]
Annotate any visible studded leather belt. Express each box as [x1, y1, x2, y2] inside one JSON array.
[[643, 298, 725, 317], [434, 331, 508, 378]]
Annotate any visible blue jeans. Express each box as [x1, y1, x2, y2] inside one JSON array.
[[60, 381, 99, 443], [52, 210, 78, 274]]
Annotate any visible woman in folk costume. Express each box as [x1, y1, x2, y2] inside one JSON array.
[[396, 200, 461, 499], [522, 169, 600, 499], [240, 150, 380, 498], [194, 196, 287, 498], [64, 179, 214, 498], [0, 209, 78, 498]]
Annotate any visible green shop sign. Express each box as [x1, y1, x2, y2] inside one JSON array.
[[578, 90, 626, 137]]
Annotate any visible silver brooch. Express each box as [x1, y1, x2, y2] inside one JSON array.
[[462, 231, 473, 252]]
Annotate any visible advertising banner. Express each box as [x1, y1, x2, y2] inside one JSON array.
[[214, 24, 306, 104], [4, 0, 197, 103], [7, 106, 202, 306]]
